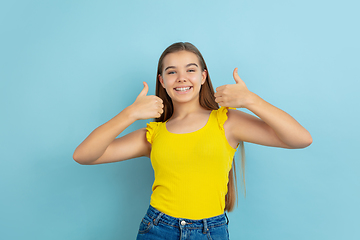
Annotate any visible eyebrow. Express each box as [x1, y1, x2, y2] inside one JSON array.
[[164, 63, 199, 72]]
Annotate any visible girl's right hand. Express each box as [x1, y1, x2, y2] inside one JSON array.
[[129, 82, 164, 120]]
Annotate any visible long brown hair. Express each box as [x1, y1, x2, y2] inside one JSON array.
[[155, 42, 245, 211]]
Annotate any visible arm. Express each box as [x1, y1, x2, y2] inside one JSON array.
[[215, 68, 312, 149], [73, 82, 163, 165]]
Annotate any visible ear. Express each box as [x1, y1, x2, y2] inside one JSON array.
[[201, 69, 207, 85], [158, 74, 165, 88]]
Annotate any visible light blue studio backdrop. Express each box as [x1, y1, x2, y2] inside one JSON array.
[[0, 0, 359, 239]]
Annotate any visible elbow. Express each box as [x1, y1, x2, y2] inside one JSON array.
[[302, 132, 313, 148], [284, 132, 312, 149], [73, 151, 92, 165], [306, 135, 313, 147], [293, 134, 313, 149], [299, 137, 312, 148], [73, 151, 84, 165]]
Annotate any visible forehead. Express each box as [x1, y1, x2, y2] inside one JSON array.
[[162, 51, 200, 67]]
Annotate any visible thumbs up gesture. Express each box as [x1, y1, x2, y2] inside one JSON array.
[[214, 68, 252, 108], [130, 82, 164, 120]]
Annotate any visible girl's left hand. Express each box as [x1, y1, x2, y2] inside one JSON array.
[[214, 68, 252, 108]]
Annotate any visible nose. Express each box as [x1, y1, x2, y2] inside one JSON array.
[[177, 72, 187, 82], [177, 78, 186, 82]]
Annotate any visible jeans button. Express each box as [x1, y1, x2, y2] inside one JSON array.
[[181, 220, 186, 226]]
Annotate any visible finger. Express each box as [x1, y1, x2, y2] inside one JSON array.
[[214, 91, 221, 98], [156, 96, 163, 104], [158, 107, 164, 115], [218, 101, 230, 107], [216, 85, 226, 92], [138, 82, 149, 97], [215, 96, 223, 103], [233, 68, 243, 84], [157, 103, 164, 110]]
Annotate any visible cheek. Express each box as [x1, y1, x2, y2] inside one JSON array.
[[189, 74, 203, 84], [162, 76, 174, 87]]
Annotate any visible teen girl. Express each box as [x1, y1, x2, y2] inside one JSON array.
[[73, 42, 312, 240]]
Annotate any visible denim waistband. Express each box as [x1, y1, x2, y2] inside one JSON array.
[[145, 205, 229, 233]]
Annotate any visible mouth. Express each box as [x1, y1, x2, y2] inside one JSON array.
[[174, 86, 192, 92]]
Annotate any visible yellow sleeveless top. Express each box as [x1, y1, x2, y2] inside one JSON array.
[[146, 107, 237, 220]]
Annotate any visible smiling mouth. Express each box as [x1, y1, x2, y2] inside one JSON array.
[[174, 86, 192, 92]]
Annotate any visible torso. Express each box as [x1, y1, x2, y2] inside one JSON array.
[[165, 109, 212, 134], [146, 107, 237, 219], [165, 108, 239, 149], [223, 109, 240, 149]]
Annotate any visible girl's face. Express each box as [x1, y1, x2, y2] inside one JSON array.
[[159, 50, 207, 104]]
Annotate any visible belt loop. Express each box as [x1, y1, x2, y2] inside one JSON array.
[[153, 212, 164, 225], [203, 219, 208, 234], [225, 213, 229, 225]]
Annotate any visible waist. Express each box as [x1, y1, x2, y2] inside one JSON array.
[[145, 205, 229, 228], [150, 166, 230, 219]]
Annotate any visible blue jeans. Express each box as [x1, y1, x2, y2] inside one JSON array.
[[136, 205, 230, 240]]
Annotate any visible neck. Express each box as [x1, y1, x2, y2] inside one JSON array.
[[171, 98, 205, 119]]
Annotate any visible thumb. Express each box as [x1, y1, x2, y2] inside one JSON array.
[[233, 68, 242, 84], [138, 82, 149, 97]]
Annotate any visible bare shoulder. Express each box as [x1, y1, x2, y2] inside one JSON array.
[[225, 108, 262, 127], [223, 109, 257, 148], [223, 109, 252, 137]]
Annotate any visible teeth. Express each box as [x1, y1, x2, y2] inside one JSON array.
[[175, 87, 191, 91]]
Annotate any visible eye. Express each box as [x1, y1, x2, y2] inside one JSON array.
[[167, 71, 176, 75], [187, 69, 196, 72]]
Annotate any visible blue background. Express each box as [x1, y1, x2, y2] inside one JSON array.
[[1, 0, 359, 239]]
